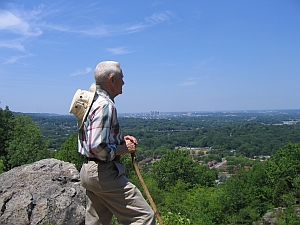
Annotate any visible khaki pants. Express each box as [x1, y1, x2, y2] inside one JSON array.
[[80, 160, 156, 225]]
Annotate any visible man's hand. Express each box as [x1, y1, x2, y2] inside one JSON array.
[[124, 135, 138, 145], [125, 139, 136, 153], [116, 135, 138, 155]]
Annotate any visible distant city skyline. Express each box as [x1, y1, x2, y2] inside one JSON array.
[[1, 1, 299, 114], [18, 109, 300, 119]]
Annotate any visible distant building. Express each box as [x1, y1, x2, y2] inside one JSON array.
[[150, 111, 159, 117], [141, 157, 153, 164]]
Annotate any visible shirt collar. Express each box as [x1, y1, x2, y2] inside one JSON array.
[[96, 88, 115, 103]]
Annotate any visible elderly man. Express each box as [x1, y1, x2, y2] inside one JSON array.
[[75, 61, 156, 225]]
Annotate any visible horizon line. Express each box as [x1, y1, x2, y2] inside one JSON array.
[[13, 108, 300, 116]]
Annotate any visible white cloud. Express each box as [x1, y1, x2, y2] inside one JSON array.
[[145, 11, 174, 25], [78, 11, 174, 36], [81, 25, 110, 36], [41, 22, 72, 33], [38, 11, 173, 37], [70, 67, 92, 76], [0, 40, 25, 51], [3, 55, 26, 64], [106, 47, 133, 55], [87, 2, 101, 8], [0, 6, 43, 56], [124, 23, 147, 34], [0, 4, 174, 39], [151, 1, 164, 7], [41, 22, 146, 37], [0, 9, 42, 37], [0, 3, 175, 61], [1, 51, 33, 64], [41, 22, 111, 36], [180, 78, 198, 86]]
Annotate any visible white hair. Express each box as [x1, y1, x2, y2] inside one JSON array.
[[94, 61, 122, 85]]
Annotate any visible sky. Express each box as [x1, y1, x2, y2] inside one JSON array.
[[0, 0, 299, 114]]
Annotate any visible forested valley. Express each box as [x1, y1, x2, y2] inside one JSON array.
[[1, 106, 300, 224]]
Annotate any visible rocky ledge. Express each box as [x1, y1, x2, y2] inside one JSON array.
[[0, 158, 86, 225]]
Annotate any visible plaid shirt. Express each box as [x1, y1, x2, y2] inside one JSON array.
[[78, 89, 123, 161]]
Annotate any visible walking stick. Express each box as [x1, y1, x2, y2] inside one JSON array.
[[131, 153, 164, 225]]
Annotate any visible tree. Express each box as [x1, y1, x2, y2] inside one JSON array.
[[220, 168, 251, 215], [0, 159, 5, 174], [6, 114, 49, 169], [265, 143, 300, 207], [0, 106, 13, 160], [273, 178, 290, 207], [153, 150, 194, 189], [247, 162, 273, 214], [267, 143, 300, 186], [56, 133, 84, 170], [153, 149, 216, 190]]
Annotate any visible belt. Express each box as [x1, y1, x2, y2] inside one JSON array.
[[84, 157, 106, 164], [84, 156, 120, 164]]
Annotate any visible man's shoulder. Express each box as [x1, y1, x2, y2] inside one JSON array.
[[95, 93, 114, 105]]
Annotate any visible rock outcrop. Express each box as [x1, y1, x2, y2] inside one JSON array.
[[0, 158, 86, 225], [259, 207, 300, 225]]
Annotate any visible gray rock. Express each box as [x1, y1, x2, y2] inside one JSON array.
[[0, 158, 86, 225]]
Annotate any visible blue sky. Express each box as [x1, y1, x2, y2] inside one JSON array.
[[0, 0, 299, 114]]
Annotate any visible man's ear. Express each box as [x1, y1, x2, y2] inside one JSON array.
[[109, 75, 115, 84]]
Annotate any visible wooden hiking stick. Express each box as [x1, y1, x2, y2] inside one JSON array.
[[131, 153, 164, 225]]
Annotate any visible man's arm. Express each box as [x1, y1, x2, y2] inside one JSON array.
[[88, 103, 138, 158]]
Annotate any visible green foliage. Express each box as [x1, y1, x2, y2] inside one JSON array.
[[161, 180, 191, 213], [120, 153, 136, 179], [292, 175, 300, 200], [126, 118, 300, 158], [159, 181, 192, 224], [266, 143, 300, 185], [225, 155, 253, 167], [43, 222, 54, 225], [184, 187, 222, 225], [213, 143, 300, 224], [55, 133, 84, 170], [0, 159, 5, 174], [153, 149, 216, 190], [0, 107, 57, 172], [220, 169, 252, 215], [0, 106, 13, 159], [28, 114, 77, 150], [111, 215, 122, 225], [276, 206, 300, 225], [246, 163, 274, 213], [273, 178, 290, 207], [6, 114, 50, 169], [2, 109, 300, 223], [162, 212, 191, 225], [28, 111, 300, 161], [215, 164, 273, 223], [265, 143, 300, 207]]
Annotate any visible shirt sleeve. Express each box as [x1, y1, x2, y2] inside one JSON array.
[[87, 103, 117, 161]]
